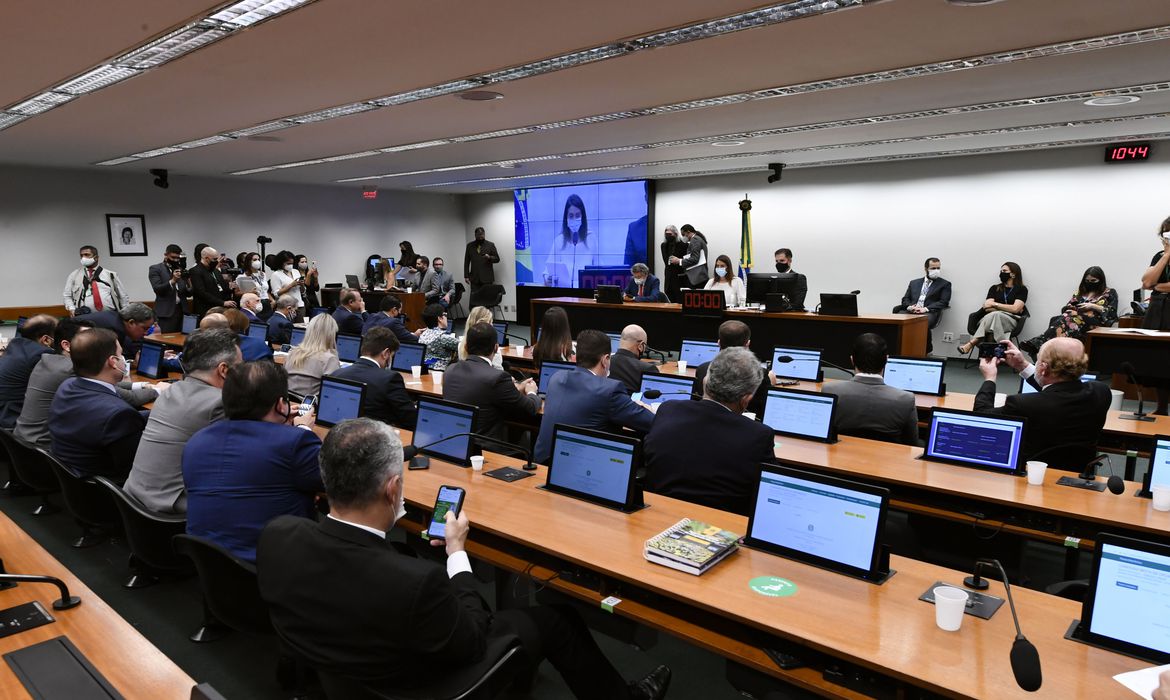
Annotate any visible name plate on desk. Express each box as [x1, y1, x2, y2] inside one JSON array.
[[681, 289, 725, 317]]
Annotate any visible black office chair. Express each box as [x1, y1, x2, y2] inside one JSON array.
[[1045, 579, 1089, 602], [0, 430, 58, 516], [893, 305, 945, 353], [469, 285, 506, 321], [447, 283, 468, 322], [840, 427, 916, 447], [94, 476, 190, 589], [38, 448, 119, 548], [963, 308, 1029, 366], [316, 633, 522, 700], [1027, 442, 1099, 473]]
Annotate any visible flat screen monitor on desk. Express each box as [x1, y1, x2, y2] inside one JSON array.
[[746, 272, 800, 308], [136, 340, 167, 379], [345, 274, 361, 289], [289, 326, 306, 348], [771, 346, 823, 382], [761, 387, 837, 443], [543, 425, 644, 512], [1067, 533, 1170, 664], [922, 408, 1026, 476], [1138, 435, 1170, 498], [1019, 373, 1097, 394], [316, 375, 366, 427], [391, 342, 426, 374], [492, 321, 508, 345], [883, 356, 946, 396], [537, 361, 577, 395], [744, 461, 891, 582], [182, 314, 198, 334], [636, 373, 695, 406], [413, 397, 477, 466], [679, 339, 720, 367], [336, 334, 361, 364], [606, 332, 622, 354], [247, 321, 268, 340]]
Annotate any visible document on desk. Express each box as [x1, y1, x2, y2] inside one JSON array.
[[1114, 663, 1170, 698], [1115, 329, 1170, 336]]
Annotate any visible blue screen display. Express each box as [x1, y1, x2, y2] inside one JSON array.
[[391, 342, 425, 373], [317, 378, 363, 426], [137, 343, 164, 378], [336, 334, 361, 363]]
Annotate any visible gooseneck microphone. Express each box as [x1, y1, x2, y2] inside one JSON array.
[[1079, 454, 1126, 495], [1118, 361, 1155, 422], [403, 432, 535, 471], [642, 345, 669, 364], [501, 331, 528, 346], [962, 559, 1042, 692], [641, 389, 703, 401], [0, 573, 81, 610], [774, 355, 854, 377]]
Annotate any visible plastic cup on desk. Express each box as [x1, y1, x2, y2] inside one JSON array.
[[1110, 389, 1124, 411], [1153, 486, 1170, 512], [512, 343, 525, 352], [431, 370, 443, 385], [933, 586, 968, 631], [411, 366, 422, 380], [470, 455, 484, 471], [1025, 461, 1047, 486], [677, 360, 688, 374]]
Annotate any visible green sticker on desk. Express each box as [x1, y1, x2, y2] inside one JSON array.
[[749, 576, 797, 598]]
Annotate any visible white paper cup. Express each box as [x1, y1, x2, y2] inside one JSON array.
[[411, 366, 422, 379], [431, 370, 443, 384], [470, 455, 484, 471], [1110, 389, 1125, 411], [512, 343, 525, 352], [1025, 461, 1047, 486], [677, 360, 688, 373], [742, 412, 756, 421], [933, 586, 968, 631], [1153, 486, 1170, 512]]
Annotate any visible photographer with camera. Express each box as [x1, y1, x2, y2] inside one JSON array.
[[149, 244, 191, 332], [63, 245, 128, 316]]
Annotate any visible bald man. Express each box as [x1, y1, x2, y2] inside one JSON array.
[[190, 246, 235, 317], [607, 324, 659, 395], [974, 338, 1111, 465]]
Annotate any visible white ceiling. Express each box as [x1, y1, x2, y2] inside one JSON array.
[[1, 0, 1168, 193]]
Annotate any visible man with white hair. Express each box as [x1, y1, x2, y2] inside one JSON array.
[[239, 292, 264, 322]]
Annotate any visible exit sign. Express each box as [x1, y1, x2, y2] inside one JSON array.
[[362, 187, 378, 199]]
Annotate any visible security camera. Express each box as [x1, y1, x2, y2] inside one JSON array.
[[766, 163, 785, 184], [150, 168, 169, 189]]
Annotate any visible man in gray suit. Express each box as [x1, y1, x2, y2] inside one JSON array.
[[149, 244, 191, 333], [821, 333, 919, 446], [14, 319, 158, 449], [124, 329, 242, 513]]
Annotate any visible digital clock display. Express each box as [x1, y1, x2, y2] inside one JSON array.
[[1104, 143, 1152, 162], [681, 289, 725, 317]]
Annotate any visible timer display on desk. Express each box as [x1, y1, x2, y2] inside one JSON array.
[[1104, 143, 1151, 163]]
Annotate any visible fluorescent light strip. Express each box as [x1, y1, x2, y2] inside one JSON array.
[[232, 26, 1170, 176], [0, 0, 316, 132]]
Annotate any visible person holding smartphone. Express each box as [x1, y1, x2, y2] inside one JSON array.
[[1139, 216, 1170, 413], [257, 418, 671, 700]]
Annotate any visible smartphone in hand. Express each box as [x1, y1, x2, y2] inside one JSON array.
[[427, 486, 466, 540]]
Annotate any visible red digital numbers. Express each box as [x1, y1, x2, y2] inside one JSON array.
[[682, 290, 724, 315], [1105, 143, 1151, 162]]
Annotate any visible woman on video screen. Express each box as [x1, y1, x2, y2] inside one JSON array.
[[543, 194, 598, 287]]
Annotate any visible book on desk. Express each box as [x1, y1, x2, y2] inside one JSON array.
[[644, 518, 740, 575]]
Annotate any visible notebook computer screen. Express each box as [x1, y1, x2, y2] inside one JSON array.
[[1072, 534, 1170, 664], [336, 334, 362, 363], [771, 346, 822, 382], [492, 321, 508, 346], [923, 408, 1026, 475], [289, 326, 306, 347], [745, 461, 890, 581], [391, 342, 426, 374], [413, 398, 477, 466], [761, 388, 837, 443], [606, 332, 622, 354], [316, 376, 366, 427], [537, 361, 577, 395], [182, 314, 198, 334], [247, 321, 268, 340], [136, 341, 166, 379], [545, 425, 642, 511], [883, 356, 946, 396], [679, 339, 720, 366], [637, 373, 694, 406], [1140, 435, 1170, 497], [345, 274, 361, 289], [1019, 373, 1097, 394]]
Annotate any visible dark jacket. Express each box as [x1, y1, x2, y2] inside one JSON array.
[[690, 359, 770, 416], [623, 274, 661, 302], [362, 313, 417, 345], [896, 276, 952, 314], [267, 312, 295, 346], [533, 367, 654, 464], [0, 337, 53, 428], [608, 348, 658, 395], [442, 356, 540, 443], [48, 377, 147, 479], [679, 233, 709, 288], [190, 262, 230, 317], [973, 376, 1111, 463], [464, 239, 500, 286], [332, 307, 365, 337], [148, 261, 190, 318], [238, 335, 275, 362], [74, 309, 139, 359], [330, 358, 417, 429]]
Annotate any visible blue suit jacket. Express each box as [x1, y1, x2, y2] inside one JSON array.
[[238, 334, 275, 362], [623, 274, 661, 302], [242, 308, 261, 323], [533, 367, 654, 464], [329, 358, 417, 429], [48, 377, 147, 479], [75, 309, 139, 358], [183, 420, 323, 563], [0, 337, 53, 428], [332, 307, 365, 337], [267, 312, 294, 345], [361, 312, 416, 344]]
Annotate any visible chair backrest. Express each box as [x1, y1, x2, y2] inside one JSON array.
[[1028, 442, 1098, 472], [0, 430, 58, 493], [37, 448, 118, 529], [93, 477, 188, 573], [841, 427, 914, 446], [173, 534, 273, 636]]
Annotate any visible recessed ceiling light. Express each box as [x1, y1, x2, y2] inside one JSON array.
[[710, 141, 746, 147], [1084, 95, 1141, 107], [459, 91, 504, 102], [498, 162, 521, 169]]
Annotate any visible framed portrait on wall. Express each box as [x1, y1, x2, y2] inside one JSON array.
[[106, 214, 147, 256]]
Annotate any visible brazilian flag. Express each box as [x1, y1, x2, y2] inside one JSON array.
[[737, 196, 752, 280]]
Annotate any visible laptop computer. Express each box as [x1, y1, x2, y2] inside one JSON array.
[[345, 274, 362, 289], [922, 408, 1027, 476], [247, 321, 268, 340], [135, 340, 168, 380], [819, 293, 858, 316], [336, 333, 362, 364], [761, 387, 838, 443], [492, 321, 508, 346], [537, 360, 577, 395], [1065, 533, 1170, 664], [883, 356, 946, 396], [412, 397, 478, 466], [679, 338, 720, 367], [181, 314, 199, 334], [1138, 434, 1170, 498], [391, 341, 427, 375], [771, 346, 823, 382], [541, 425, 645, 512], [596, 285, 623, 304], [606, 332, 622, 354], [635, 373, 695, 406], [315, 375, 366, 428], [289, 326, 307, 348], [744, 461, 892, 582], [1018, 372, 1097, 394]]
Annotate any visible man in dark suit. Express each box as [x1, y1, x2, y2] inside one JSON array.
[[773, 248, 808, 311], [689, 320, 774, 417], [443, 323, 540, 444], [974, 338, 1111, 464], [533, 330, 655, 464], [267, 295, 297, 346], [894, 257, 951, 353], [644, 347, 776, 515], [463, 226, 500, 296], [239, 292, 263, 323], [362, 294, 421, 343], [660, 225, 689, 304], [623, 213, 648, 268], [330, 327, 416, 429], [622, 263, 662, 302], [0, 314, 56, 429], [148, 244, 190, 332], [256, 418, 670, 699], [669, 224, 708, 289], [222, 309, 274, 363], [190, 246, 235, 317], [821, 333, 919, 445], [74, 303, 154, 360], [48, 329, 148, 480], [332, 288, 367, 337], [183, 361, 321, 563], [608, 324, 658, 395]]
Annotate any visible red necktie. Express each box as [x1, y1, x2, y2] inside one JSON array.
[[89, 273, 104, 310], [638, 283, 644, 297]]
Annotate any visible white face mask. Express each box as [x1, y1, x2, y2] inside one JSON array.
[[80, 257, 96, 267], [251, 260, 262, 270], [283, 264, 294, 272], [927, 269, 941, 280], [298, 262, 309, 271], [715, 267, 727, 277], [567, 215, 582, 234]]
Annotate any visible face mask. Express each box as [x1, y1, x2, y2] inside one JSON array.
[[394, 491, 407, 523], [715, 267, 727, 277], [567, 218, 582, 234], [999, 271, 1011, 283], [775, 262, 790, 273], [251, 260, 262, 270], [117, 357, 130, 381], [80, 257, 96, 267], [284, 264, 294, 272], [1084, 278, 1100, 287], [434, 266, 443, 272], [298, 262, 309, 271], [927, 269, 941, 280]]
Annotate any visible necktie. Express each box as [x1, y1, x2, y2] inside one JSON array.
[[638, 283, 644, 297], [916, 279, 931, 307], [90, 272, 104, 310]]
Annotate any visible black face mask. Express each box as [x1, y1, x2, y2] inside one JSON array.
[[1084, 278, 1101, 288], [776, 262, 790, 273], [999, 271, 1011, 283]]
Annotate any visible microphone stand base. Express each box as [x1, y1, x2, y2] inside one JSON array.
[[962, 575, 989, 591], [1056, 475, 1107, 492], [408, 455, 430, 470], [1119, 413, 1155, 422]]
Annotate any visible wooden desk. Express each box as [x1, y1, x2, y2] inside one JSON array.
[[146, 332, 186, 349], [530, 297, 928, 367], [0, 513, 195, 698], [1086, 327, 1170, 380]]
